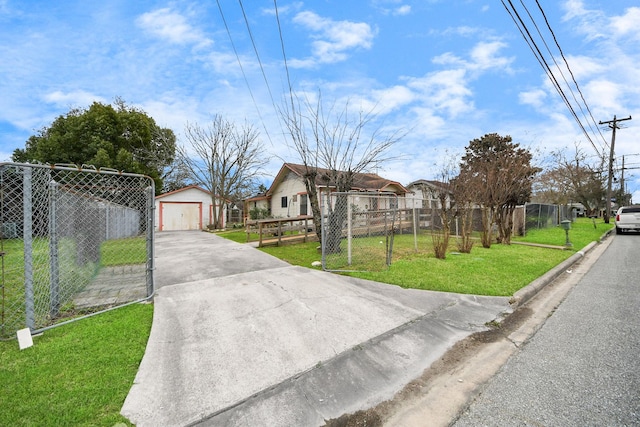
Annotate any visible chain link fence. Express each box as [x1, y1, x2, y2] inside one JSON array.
[[0, 163, 154, 339], [513, 203, 573, 236], [321, 192, 397, 272]]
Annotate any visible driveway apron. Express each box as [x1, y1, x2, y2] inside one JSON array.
[[121, 231, 511, 426]]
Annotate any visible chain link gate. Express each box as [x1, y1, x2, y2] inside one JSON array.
[[0, 163, 155, 339], [321, 191, 397, 272]]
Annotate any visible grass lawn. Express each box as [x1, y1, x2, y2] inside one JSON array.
[[0, 303, 153, 426], [2, 236, 149, 338], [1, 236, 152, 426], [258, 217, 614, 296]]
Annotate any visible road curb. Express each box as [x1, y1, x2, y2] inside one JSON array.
[[509, 228, 613, 308]]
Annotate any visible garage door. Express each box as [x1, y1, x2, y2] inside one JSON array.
[[160, 202, 202, 231]]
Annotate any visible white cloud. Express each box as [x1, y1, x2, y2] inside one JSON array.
[[136, 8, 211, 47], [559, 55, 606, 81], [44, 90, 106, 108], [291, 11, 376, 67], [610, 7, 640, 41], [432, 40, 513, 73], [405, 69, 474, 118], [355, 85, 416, 115], [519, 89, 547, 109], [585, 79, 623, 114], [393, 5, 411, 16], [261, 2, 303, 16], [469, 40, 513, 72]]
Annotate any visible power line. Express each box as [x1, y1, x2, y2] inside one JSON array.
[[501, 0, 604, 156], [529, 0, 609, 150], [215, 0, 275, 146], [237, 0, 280, 121], [533, 0, 608, 149], [273, 0, 296, 114]]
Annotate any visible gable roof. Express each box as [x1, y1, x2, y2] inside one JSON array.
[[270, 163, 408, 195], [406, 179, 450, 194], [156, 185, 211, 199]]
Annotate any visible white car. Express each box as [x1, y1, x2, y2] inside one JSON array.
[[614, 205, 640, 234]]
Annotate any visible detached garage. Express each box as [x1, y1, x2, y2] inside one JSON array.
[[155, 186, 225, 231]]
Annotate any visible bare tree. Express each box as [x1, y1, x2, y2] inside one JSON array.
[[533, 145, 606, 216], [281, 92, 405, 248], [177, 115, 266, 229], [451, 172, 477, 254], [429, 158, 458, 259]]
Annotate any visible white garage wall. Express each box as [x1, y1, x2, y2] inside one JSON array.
[[155, 186, 225, 231]]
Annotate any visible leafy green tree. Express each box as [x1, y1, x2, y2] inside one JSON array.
[[12, 99, 176, 193], [458, 133, 540, 246]]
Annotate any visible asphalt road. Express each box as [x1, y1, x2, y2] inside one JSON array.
[[452, 233, 640, 426]]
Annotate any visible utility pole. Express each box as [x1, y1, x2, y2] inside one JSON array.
[[599, 115, 632, 223], [621, 155, 626, 206]]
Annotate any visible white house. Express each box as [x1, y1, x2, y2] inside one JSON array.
[[405, 179, 452, 210], [155, 185, 226, 231], [245, 163, 409, 220]]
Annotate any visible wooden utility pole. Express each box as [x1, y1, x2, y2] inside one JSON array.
[[599, 115, 632, 223], [621, 155, 626, 206]]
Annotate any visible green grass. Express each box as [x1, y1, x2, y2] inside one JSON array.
[[212, 228, 257, 243], [2, 236, 149, 338], [101, 236, 147, 266], [0, 303, 153, 426], [258, 217, 614, 296], [513, 216, 612, 249]]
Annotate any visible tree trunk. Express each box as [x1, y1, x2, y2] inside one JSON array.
[[302, 172, 323, 247], [324, 193, 348, 254], [457, 206, 474, 253], [480, 206, 493, 248]]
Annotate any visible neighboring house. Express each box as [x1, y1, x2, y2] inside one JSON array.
[[155, 185, 226, 231], [244, 191, 270, 219], [405, 179, 452, 210], [246, 163, 409, 220]]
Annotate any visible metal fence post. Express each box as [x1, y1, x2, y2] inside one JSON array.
[[22, 167, 34, 330], [49, 180, 60, 317], [146, 185, 155, 298], [347, 196, 352, 266], [413, 203, 418, 252]]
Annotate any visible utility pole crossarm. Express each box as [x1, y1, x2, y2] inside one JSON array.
[[598, 115, 632, 126], [600, 115, 632, 223]]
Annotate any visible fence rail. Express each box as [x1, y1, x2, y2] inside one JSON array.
[[0, 163, 154, 339]]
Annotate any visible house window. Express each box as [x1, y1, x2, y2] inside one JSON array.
[[300, 194, 308, 216], [281, 196, 288, 208]]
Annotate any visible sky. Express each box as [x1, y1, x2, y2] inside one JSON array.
[[1, 0, 639, 202]]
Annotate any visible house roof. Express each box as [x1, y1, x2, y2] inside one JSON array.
[[244, 193, 269, 202], [156, 185, 230, 203], [406, 179, 450, 194], [270, 163, 408, 195], [156, 185, 211, 199]]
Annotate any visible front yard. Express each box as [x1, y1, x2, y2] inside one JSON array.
[[256, 217, 613, 296]]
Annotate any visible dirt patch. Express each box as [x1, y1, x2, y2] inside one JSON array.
[[322, 305, 534, 427]]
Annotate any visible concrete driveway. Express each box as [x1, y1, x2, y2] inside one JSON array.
[[121, 231, 511, 426]]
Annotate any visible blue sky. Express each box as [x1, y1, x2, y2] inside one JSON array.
[[1, 0, 639, 201]]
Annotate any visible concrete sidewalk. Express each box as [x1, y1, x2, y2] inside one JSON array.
[[121, 231, 511, 426]]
